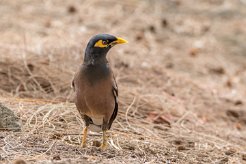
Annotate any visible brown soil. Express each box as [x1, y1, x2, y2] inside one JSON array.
[[0, 0, 246, 163]]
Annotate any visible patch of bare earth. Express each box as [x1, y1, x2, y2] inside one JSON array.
[[0, 0, 246, 163]]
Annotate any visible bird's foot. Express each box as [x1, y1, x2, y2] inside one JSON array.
[[100, 142, 107, 150], [81, 142, 86, 148]]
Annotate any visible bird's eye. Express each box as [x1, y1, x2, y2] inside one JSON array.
[[102, 40, 107, 45]]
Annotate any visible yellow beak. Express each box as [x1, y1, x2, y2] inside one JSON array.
[[115, 37, 128, 44]]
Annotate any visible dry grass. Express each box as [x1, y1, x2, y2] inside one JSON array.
[[0, 0, 246, 163]]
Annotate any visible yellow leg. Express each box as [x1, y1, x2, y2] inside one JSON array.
[[100, 130, 107, 150], [81, 126, 88, 148]]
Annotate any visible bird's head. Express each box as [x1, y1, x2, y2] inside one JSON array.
[[84, 34, 128, 65]]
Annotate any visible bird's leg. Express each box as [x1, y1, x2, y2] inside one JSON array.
[[100, 119, 108, 150], [81, 115, 91, 148], [81, 126, 88, 148], [100, 130, 107, 150]]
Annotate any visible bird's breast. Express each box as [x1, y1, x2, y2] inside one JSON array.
[[83, 77, 115, 116], [74, 63, 115, 129], [84, 63, 111, 85]]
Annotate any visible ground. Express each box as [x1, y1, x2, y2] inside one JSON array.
[[0, 0, 246, 163]]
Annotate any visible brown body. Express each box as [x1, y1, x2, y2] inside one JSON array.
[[72, 63, 118, 132]]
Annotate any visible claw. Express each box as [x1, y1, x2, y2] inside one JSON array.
[[100, 143, 107, 150]]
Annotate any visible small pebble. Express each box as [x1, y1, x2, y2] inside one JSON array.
[[177, 145, 186, 151], [67, 5, 77, 14], [173, 140, 182, 145], [234, 100, 243, 106], [13, 159, 26, 164], [225, 148, 236, 156], [242, 154, 246, 161], [219, 157, 228, 163], [161, 18, 168, 27], [53, 154, 61, 160], [92, 140, 101, 147], [148, 25, 156, 33]]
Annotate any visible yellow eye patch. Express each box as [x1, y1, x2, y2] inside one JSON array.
[[94, 40, 108, 48]]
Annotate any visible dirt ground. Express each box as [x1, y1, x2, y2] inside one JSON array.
[[0, 0, 246, 163]]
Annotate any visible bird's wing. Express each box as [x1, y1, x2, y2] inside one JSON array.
[[108, 74, 118, 129]]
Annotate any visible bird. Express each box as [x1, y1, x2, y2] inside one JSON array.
[[72, 34, 127, 150]]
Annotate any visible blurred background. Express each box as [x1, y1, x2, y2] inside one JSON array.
[[0, 0, 246, 99], [0, 0, 246, 163]]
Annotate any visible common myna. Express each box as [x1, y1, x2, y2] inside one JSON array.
[[72, 34, 127, 150]]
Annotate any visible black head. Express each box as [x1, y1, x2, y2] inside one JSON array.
[[84, 34, 127, 65]]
